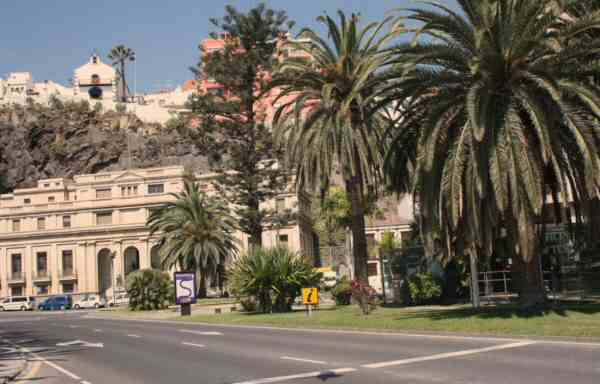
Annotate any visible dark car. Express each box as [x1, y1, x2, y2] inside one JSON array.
[[38, 295, 72, 311]]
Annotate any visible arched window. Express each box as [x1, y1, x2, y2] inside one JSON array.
[[88, 86, 103, 100], [91, 74, 100, 84]]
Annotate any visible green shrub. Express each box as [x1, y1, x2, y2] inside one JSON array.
[[126, 269, 173, 311], [229, 247, 321, 313], [239, 297, 257, 312], [93, 102, 103, 113], [408, 273, 443, 305], [115, 103, 127, 113], [331, 277, 352, 306]]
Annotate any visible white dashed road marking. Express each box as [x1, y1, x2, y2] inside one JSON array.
[[181, 342, 205, 348], [361, 341, 536, 369], [280, 356, 327, 365], [127, 334, 141, 338], [93, 329, 102, 333], [180, 330, 223, 336], [232, 368, 357, 384]]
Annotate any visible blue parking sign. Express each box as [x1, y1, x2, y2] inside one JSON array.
[[174, 272, 197, 305]]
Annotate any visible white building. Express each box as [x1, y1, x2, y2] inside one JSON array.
[[0, 72, 34, 103], [73, 54, 117, 102]]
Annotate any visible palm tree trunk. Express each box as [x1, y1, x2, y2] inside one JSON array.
[[120, 61, 126, 102], [469, 248, 481, 308], [198, 272, 207, 298], [345, 176, 369, 283]]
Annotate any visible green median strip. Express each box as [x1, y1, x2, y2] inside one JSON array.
[[169, 304, 600, 339]]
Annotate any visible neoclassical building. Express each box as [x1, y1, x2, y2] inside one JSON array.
[[0, 166, 313, 300]]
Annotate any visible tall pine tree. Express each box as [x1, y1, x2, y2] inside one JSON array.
[[188, 4, 294, 248]]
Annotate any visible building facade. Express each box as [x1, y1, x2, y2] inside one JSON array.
[[0, 166, 313, 300]]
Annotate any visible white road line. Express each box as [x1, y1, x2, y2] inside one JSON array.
[[93, 329, 102, 333], [362, 341, 536, 369], [3, 341, 83, 381], [280, 356, 327, 365], [232, 368, 356, 384], [69, 325, 79, 328], [180, 330, 223, 336], [81, 381, 92, 384], [181, 342, 205, 348], [127, 334, 141, 338]]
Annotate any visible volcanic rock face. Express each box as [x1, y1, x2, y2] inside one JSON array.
[[0, 101, 205, 192]]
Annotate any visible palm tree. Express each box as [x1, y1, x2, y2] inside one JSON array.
[[108, 45, 135, 103], [384, 0, 600, 305], [147, 181, 239, 297], [272, 12, 403, 283]]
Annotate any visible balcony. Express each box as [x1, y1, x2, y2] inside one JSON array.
[[59, 270, 77, 281], [33, 270, 51, 283], [8, 271, 25, 284]]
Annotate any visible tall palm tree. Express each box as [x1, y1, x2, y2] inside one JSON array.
[[147, 181, 239, 297], [108, 45, 135, 103], [384, 0, 600, 305], [272, 12, 404, 283]]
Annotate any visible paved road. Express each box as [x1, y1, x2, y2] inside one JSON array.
[[0, 311, 599, 384]]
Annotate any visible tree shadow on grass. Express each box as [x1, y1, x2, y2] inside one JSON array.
[[390, 303, 600, 322]]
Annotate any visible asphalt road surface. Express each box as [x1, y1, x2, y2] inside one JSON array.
[[1, 311, 599, 383]]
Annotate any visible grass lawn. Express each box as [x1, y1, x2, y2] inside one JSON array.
[[173, 303, 600, 339]]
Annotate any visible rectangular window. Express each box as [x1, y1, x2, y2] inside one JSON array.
[[24, 198, 31, 204], [11, 286, 23, 297], [148, 184, 164, 194], [62, 283, 74, 294], [95, 188, 112, 199], [48, 196, 55, 202], [43, 183, 50, 188], [62, 250, 74, 275], [37, 217, 46, 230], [275, 198, 286, 212], [36, 285, 49, 295], [367, 262, 379, 277], [96, 211, 112, 225], [36, 252, 48, 275], [62, 215, 71, 228], [278, 234, 289, 246], [11, 254, 22, 279], [12, 219, 20, 232]]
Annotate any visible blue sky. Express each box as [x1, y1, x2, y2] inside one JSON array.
[[0, 1, 452, 92]]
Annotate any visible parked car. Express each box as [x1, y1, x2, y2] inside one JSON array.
[[38, 295, 72, 311], [0, 296, 36, 311], [73, 294, 106, 309], [108, 292, 129, 307]]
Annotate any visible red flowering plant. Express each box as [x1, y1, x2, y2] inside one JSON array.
[[350, 279, 379, 315]]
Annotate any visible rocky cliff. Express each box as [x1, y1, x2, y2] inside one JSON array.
[[0, 101, 205, 192]]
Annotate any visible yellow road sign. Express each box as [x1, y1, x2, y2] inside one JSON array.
[[302, 288, 318, 305]]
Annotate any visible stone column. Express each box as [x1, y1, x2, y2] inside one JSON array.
[[50, 243, 59, 295], [112, 240, 123, 293], [0, 247, 6, 298], [77, 242, 88, 293], [139, 238, 150, 269], [25, 245, 33, 296], [88, 242, 97, 293]]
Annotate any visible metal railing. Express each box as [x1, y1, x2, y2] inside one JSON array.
[[478, 269, 600, 301]]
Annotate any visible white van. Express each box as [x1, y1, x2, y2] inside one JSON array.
[[0, 296, 36, 311]]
